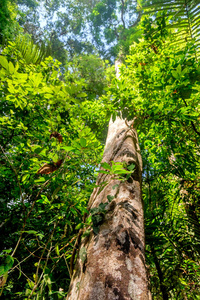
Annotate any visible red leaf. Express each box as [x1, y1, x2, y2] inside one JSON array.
[[37, 160, 63, 175], [50, 132, 63, 143], [37, 163, 57, 174]]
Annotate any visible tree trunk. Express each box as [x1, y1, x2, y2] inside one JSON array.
[[66, 116, 151, 300]]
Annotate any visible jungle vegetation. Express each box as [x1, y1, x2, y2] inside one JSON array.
[[0, 0, 200, 299]]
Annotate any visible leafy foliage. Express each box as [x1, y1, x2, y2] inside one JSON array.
[[108, 29, 200, 298], [0, 0, 11, 42], [1, 1, 200, 299], [0, 0, 21, 45], [14, 0, 142, 62], [141, 0, 200, 59], [13, 35, 51, 65], [65, 54, 114, 100], [0, 43, 105, 298]]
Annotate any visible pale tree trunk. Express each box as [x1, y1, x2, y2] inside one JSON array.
[[66, 116, 151, 300]]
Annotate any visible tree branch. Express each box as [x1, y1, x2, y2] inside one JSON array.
[[120, 0, 126, 29]]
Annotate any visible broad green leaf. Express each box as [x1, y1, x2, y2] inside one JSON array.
[[77, 92, 87, 98], [0, 265, 5, 276], [107, 195, 114, 202], [75, 223, 83, 230], [61, 146, 74, 152], [0, 56, 9, 70], [80, 137, 87, 147], [22, 174, 30, 182], [101, 162, 111, 170], [4, 255, 14, 271], [98, 170, 110, 174], [9, 62, 15, 74], [5, 255, 14, 266], [113, 169, 128, 175], [171, 70, 178, 79], [127, 164, 135, 171]]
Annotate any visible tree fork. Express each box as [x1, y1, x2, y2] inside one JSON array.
[[66, 116, 151, 300]]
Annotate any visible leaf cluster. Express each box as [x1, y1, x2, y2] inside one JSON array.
[[0, 43, 106, 298], [107, 33, 200, 298]]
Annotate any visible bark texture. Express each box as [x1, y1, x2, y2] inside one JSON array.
[[67, 117, 150, 300]]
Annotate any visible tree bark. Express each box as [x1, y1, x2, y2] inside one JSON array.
[[66, 116, 151, 300]]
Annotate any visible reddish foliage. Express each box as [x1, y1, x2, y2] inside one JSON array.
[[50, 132, 63, 143], [37, 159, 63, 174]]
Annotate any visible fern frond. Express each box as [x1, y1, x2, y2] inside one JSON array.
[[14, 35, 51, 65], [141, 0, 200, 59]]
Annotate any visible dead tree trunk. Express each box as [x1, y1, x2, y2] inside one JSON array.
[[66, 116, 150, 300]]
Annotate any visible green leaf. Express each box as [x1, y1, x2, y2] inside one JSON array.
[[75, 223, 83, 230], [113, 169, 128, 175], [171, 70, 178, 79], [37, 195, 50, 204], [99, 203, 108, 210], [77, 92, 87, 98], [5, 255, 14, 266], [80, 137, 87, 147], [2, 249, 12, 254], [27, 279, 34, 289], [55, 245, 60, 256], [0, 56, 9, 70], [90, 207, 99, 215], [107, 195, 114, 202], [70, 207, 77, 215], [9, 61, 15, 74], [24, 230, 38, 235], [98, 170, 110, 174], [0, 265, 5, 276], [101, 162, 111, 170], [127, 164, 135, 171], [4, 255, 14, 271], [34, 177, 46, 183], [22, 174, 30, 183], [61, 146, 74, 152], [34, 147, 43, 154], [57, 114, 61, 122]]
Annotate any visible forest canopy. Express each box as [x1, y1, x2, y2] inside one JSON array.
[[0, 0, 200, 299]]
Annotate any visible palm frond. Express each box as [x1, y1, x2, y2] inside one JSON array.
[[15, 35, 51, 65], [140, 0, 200, 58]]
